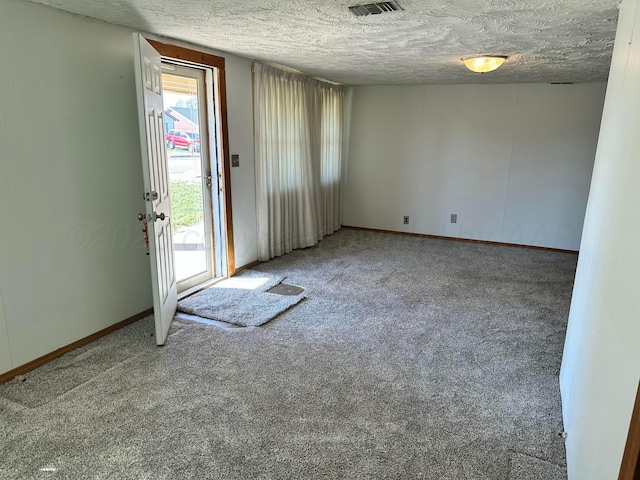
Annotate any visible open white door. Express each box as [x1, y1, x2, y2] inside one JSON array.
[[133, 34, 177, 345]]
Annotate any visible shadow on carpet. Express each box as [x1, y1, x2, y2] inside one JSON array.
[[177, 269, 306, 327]]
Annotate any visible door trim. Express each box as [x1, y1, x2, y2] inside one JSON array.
[[147, 39, 236, 275]]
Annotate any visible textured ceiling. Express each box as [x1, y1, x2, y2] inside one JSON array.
[[29, 0, 621, 85]]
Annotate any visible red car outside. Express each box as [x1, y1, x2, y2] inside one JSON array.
[[166, 130, 200, 151]]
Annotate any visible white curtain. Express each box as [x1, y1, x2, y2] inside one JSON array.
[[254, 63, 345, 261]]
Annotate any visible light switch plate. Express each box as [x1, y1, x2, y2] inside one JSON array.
[[231, 154, 240, 167]]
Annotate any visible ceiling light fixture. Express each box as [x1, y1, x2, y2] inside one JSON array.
[[462, 56, 508, 73]]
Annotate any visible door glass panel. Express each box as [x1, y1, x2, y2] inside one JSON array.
[[161, 70, 210, 287]]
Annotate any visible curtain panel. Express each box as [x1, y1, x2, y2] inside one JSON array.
[[253, 63, 345, 261]]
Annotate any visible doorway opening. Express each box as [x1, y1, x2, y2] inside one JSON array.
[[161, 64, 216, 292], [149, 40, 235, 294]]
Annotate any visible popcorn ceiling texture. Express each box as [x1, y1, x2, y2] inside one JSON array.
[[30, 0, 620, 84]]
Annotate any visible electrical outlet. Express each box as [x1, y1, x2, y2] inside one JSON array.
[[403, 216, 409, 225], [450, 214, 457, 223]]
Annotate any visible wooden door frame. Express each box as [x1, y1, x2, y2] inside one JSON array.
[[147, 39, 235, 275], [619, 380, 640, 480]]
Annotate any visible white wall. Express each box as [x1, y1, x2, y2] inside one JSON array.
[[344, 83, 606, 250], [225, 55, 258, 268], [560, 0, 640, 477], [0, 0, 257, 375], [0, 294, 11, 374]]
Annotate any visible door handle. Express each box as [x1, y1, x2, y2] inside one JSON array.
[[138, 212, 168, 221]]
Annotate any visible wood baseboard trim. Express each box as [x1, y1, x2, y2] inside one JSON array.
[[619, 381, 640, 480], [234, 260, 261, 273], [0, 308, 153, 385], [342, 226, 579, 254]]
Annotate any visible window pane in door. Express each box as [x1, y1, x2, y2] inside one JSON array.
[[162, 72, 207, 284]]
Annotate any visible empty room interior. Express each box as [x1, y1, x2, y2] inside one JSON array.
[[1, 0, 639, 479]]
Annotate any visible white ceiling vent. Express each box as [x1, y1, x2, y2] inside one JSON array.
[[349, 1, 403, 17]]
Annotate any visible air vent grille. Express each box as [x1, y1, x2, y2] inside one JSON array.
[[349, 1, 403, 16]]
